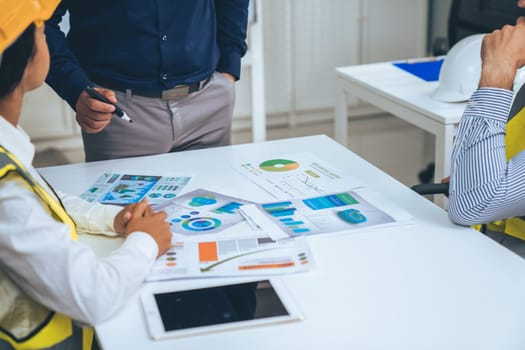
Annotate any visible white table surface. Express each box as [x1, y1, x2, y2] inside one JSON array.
[[335, 60, 467, 206], [40, 135, 525, 350]]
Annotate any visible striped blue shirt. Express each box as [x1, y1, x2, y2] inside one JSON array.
[[448, 88, 525, 226]]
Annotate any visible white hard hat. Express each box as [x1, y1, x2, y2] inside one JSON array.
[[432, 34, 484, 102]]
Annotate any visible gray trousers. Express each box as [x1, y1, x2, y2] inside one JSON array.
[[82, 72, 235, 162]]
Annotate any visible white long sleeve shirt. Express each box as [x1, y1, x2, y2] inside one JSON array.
[[0, 116, 158, 325], [448, 88, 525, 225]]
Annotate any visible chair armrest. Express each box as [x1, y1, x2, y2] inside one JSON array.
[[410, 183, 449, 196]]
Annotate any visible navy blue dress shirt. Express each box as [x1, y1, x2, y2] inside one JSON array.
[[45, 0, 249, 109]]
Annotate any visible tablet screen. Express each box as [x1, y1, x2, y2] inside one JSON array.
[[154, 280, 289, 331]]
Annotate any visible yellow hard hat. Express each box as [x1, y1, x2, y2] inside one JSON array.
[[0, 0, 60, 54]]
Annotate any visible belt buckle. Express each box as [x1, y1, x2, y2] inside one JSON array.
[[161, 85, 190, 100]]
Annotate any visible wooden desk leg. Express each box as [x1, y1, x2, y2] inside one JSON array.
[[434, 124, 455, 209], [335, 78, 349, 146]]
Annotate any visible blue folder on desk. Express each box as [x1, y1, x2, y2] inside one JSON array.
[[392, 58, 444, 82]]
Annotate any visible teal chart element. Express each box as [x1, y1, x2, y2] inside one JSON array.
[[189, 195, 217, 206], [337, 209, 367, 224], [182, 217, 222, 232], [303, 193, 358, 210], [101, 174, 161, 205], [262, 201, 310, 235], [213, 202, 244, 214]]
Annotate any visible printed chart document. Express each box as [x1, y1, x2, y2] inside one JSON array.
[[80, 172, 191, 206], [147, 236, 314, 281], [147, 189, 315, 280], [80, 183, 315, 281], [235, 153, 365, 199], [152, 189, 254, 239], [240, 188, 413, 239]]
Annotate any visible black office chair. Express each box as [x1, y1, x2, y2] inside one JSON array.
[[448, 0, 523, 47], [415, 0, 524, 193], [430, 0, 524, 57]]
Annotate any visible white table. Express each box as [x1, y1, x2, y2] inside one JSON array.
[[40, 135, 525, 350], [335, 60, 467, 194]]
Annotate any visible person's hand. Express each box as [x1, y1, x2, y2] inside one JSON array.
[[113, 200, 155, 234], [75, 87, 116, 133], [441, 176, 450, 184], [123, 200, 172, 257], [221, 72, 236, 83], [479, 21, 525, 89]]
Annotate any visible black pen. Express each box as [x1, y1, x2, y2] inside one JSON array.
[[84, 86, 133, 123]]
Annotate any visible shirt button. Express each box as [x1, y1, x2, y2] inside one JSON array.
[[161, 35, 168, 41], [161, 73, 168, 80]]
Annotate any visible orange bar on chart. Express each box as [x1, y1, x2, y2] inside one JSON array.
[[198, 242, 218, 262], [238, 261, 295, 270]]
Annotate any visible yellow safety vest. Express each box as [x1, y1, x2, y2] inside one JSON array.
[[0, 145, 93, 350], [481, 92, 525, 240]]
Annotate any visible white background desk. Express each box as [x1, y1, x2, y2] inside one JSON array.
[[40, 135, 525, 350], [335, 61, 467, 199]]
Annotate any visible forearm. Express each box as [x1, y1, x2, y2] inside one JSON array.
[[215, 0, 249, 79], [58, 191, 120, 236], [448, 88, 525, 224]]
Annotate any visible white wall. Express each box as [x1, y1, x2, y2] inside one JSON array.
[[234, 0, 428, 121]]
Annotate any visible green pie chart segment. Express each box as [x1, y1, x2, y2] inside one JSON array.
[[259, 159, 300, 172]]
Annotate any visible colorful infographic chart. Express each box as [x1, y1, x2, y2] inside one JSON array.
[[79, 176, 318, 281], [153, 189, 254, 236], [236, 153, 364, 199], [80, 173, 191, 205], [256, 189, 398, 237], [259, 159, 300, 172]]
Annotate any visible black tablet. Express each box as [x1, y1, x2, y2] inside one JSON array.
[[141, 279, 303, 339]]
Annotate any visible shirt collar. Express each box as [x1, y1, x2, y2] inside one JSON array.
[[0, 115, 35, 168]]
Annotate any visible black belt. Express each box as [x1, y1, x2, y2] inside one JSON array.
[[90, 75, 211, 100]]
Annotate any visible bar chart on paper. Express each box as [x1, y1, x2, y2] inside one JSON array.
[[262, 202, 310, 235], [248, 189, 413, 238]]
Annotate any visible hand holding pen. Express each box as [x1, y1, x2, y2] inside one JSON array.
[[84, 86, 132, 123], [75, 86, 133, 133]]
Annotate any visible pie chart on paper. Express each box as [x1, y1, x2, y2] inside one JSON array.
[[259, 159, 300, 172]]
